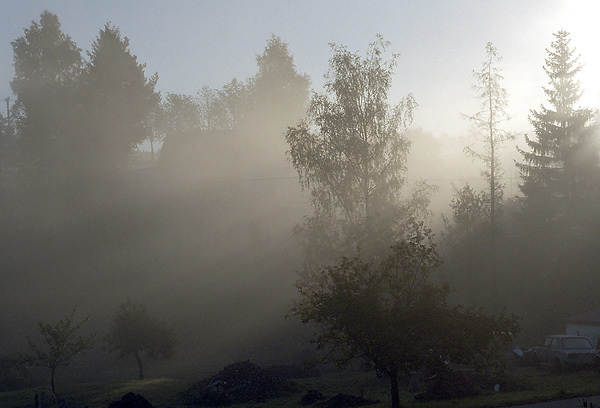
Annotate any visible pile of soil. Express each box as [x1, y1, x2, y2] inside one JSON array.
[[183, 360, 295, 406], [317, 393, 379, 407], [107, 392, 153, 408]]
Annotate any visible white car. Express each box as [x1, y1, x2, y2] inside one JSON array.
[[532, 335, 599, 370]]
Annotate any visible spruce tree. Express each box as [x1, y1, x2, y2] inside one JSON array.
[[80, 23, 159, 182], [10, 11, 82, 183], [517, 30, 598, 223]]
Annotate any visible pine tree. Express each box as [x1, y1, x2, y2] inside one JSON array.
[[517, 30, 598, 223]]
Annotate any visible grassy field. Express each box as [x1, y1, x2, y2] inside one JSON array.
[[2, 366, 600, 408]]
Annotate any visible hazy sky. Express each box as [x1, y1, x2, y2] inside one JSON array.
[[1, 0, 599, 138]]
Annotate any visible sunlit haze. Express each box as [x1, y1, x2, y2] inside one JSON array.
[[1, 1, 599, 137], [3, 0, 600, 401]]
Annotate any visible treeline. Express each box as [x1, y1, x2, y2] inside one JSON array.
[[0, 11, 312, 387], [441, 30, 600, 343], [0, 11, 309, 188]]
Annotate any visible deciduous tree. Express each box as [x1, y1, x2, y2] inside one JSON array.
[[285, 35, 422, 265], [28, 309, 95, 402], [105, 299, 176, 380], [292, 232, 519, 408], [465, 42, 513, 242]]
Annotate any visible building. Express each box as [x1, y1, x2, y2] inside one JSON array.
[[565, 309, 600, 347]]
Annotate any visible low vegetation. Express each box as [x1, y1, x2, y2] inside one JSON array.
[[2, 365, 600, 408]]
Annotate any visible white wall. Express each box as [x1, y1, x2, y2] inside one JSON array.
[[566, 323, 600, 347]]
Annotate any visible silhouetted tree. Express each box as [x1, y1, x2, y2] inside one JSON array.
[[28, 309, 95, 402], [441, 184, 494, 306], [80, 23, 159, 182], [292, 232, 519, 408], [161, 93, 202, 134], [252, 35, 310, 129], [197, 86, 221, 130], [218, 77, 249, 129], [285, 35, 422, 266], [517, 30, 598, 224], [10, 11, 82, 183], [465, 42, 513, 243], [105, 299, 176, 380]]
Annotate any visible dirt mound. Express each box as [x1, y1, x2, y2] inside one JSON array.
[[107, 392, 153, 408], [318, 393, 379, 407], [183, 360, 295, 406]]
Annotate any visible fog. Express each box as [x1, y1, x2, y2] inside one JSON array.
[[2, 5, 600, 391]]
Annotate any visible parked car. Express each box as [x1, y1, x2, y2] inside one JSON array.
[[531, 335, 599, 370]]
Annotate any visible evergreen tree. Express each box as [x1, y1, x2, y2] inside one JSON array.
[[80, 23, 159, 182], [252, 34, 310, 125], [10, 11, 82, 183], [249, 35, 310, 153], [517, 30, 598, 223]]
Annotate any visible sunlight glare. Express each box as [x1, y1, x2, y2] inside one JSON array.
[[565, 0, 600, 107]]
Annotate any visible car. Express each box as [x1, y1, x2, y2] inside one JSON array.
[[531, 335, 599, 371]]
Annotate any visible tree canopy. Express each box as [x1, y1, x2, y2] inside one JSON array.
[[80, 23, 160, 181], [292, 232, 519, 408], [105, 299, 176, 380], [285, 35, 421, 265], [10, 11, 82, 183], [517, 30, 598, 224], [28, 309, 95, 401]]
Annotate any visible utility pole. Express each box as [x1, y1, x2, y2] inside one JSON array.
[[4, 97, 9, 138], [1, 97, 7, 171]]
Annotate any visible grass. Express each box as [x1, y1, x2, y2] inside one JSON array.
[[2, 366, 600, 408]]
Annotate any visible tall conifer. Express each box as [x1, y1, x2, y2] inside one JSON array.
[[517, 30, 598, 223]]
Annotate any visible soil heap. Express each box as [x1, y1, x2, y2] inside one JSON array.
[[183, 360, 295, 406]]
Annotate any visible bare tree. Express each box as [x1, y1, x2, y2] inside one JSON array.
[[465, 42, 513, 245]]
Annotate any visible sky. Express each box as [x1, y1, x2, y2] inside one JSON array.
[[1, 0, 599, 139]]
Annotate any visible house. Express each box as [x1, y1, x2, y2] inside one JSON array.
[[565, 309, 600, 347]]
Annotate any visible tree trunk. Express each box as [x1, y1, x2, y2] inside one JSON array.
[[51, 367, 57, 403], [134, 352, 144, 380], [389, 371, 403, 408]]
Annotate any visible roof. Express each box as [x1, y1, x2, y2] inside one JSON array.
[[565, 309, 600, 325], [546, 334, 588, 339]]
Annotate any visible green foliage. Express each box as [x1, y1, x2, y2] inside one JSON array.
[[160, 93, 202, 135], [0, 353, 34, 391], [253, 34, 310, 121], [440, 184, 494, 306], [10, 11, 82, 182], [28, 308, 95, 400], [292, 231, 519, 408], [79, 23, 160, 180], [105, 299, 176, 380], [517, 30, 599, 224], [285, 35, 423, 266]]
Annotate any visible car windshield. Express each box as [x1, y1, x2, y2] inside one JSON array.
[[562, 337, 593, 349]]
